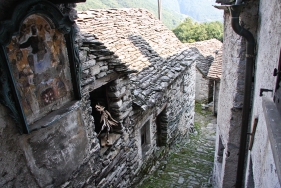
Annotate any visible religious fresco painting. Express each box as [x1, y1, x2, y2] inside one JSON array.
[[7, 14, 74, 124]]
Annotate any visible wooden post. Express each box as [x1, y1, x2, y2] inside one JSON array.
[[158, 0, 162, 21]]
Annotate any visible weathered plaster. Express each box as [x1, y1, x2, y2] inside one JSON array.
[[213, 1, 259, 187], [243, 0, 281, 186]]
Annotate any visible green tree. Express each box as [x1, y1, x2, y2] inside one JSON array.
[[205, 21, 223, 42], [173, 18, 223, 43]]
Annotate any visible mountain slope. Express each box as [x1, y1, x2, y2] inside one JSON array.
[[76, 0, 223, 29], [76, 0, 186, 29], [177, 0, 223, 22], [162, 0, 180, 13]]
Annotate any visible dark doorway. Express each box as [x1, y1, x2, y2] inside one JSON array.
[[156, 108, 168, 147], [208, 80, 214, 103]]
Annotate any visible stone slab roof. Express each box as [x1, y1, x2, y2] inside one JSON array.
[[76, 8, 187, 72], [207, 48, 223, 80], [186, 39, 222, 77], [186, 39, 222, 57], [76, 8, 204, 109], [131, 47, 200, 109]]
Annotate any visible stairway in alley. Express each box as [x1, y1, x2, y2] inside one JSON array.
[[137, 107, 216, 188]]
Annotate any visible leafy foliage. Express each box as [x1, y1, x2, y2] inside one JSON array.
[[172, 18, 223, 43]]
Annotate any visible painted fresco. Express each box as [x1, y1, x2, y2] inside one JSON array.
[[7, 14, 74, 124]]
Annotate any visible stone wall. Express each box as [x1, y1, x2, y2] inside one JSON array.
[[0, 2, 199, 188], [195, 69, 211, 102], [186, 39, 222, 103], [0, 2, 88, 187], [208, 49, 222, 115], [76, 9, 199, 187], [243, 0, 281, 186], [130, 49, 196, 184], [213, 0, 281, 187], [195, 54, 213, 103], [212, 1, 259, 187]]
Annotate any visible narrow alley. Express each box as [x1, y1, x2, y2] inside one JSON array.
[[137, 103, 216, 188]]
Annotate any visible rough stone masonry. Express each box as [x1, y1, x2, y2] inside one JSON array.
[[0, 3, 212, 188]]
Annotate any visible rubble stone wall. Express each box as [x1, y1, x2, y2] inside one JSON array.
[[0, 2, 198, 188], [195, 69, 210, 102], [0, 3, 89, 187], [130, 52, 196, 185]]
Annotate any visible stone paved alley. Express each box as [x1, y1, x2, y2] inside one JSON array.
[[137, 103, 216, 188]]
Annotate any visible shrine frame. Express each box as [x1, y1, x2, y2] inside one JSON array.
[[0, 0, 81, 134]]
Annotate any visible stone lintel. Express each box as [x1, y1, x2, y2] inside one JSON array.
[[82, 72, 123, 94]]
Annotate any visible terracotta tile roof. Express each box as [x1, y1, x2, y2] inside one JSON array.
[[207, 48, 223, 80]]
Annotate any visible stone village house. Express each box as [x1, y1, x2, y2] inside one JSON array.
[[207, 48, 223, 115], [212, 0, 281, 187], [187, 39, 222, 104], [0, 0, 212, 187]]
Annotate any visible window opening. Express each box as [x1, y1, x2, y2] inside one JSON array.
[[90, 85, 109, 135], [89, 84, 122, 151], [208, 80, 214, 103], [140, 119, 151, 156], [156, 108, 168, 146], [141, 125, 147, 146]]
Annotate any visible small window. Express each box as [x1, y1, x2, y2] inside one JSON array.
[[141, 126, 147, 146], [140, 119, 151, 156]]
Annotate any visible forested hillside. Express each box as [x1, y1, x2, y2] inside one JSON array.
[[177, 0, 223, 22], [76, 0, 222, 29], [76, 0, 186, 29]]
